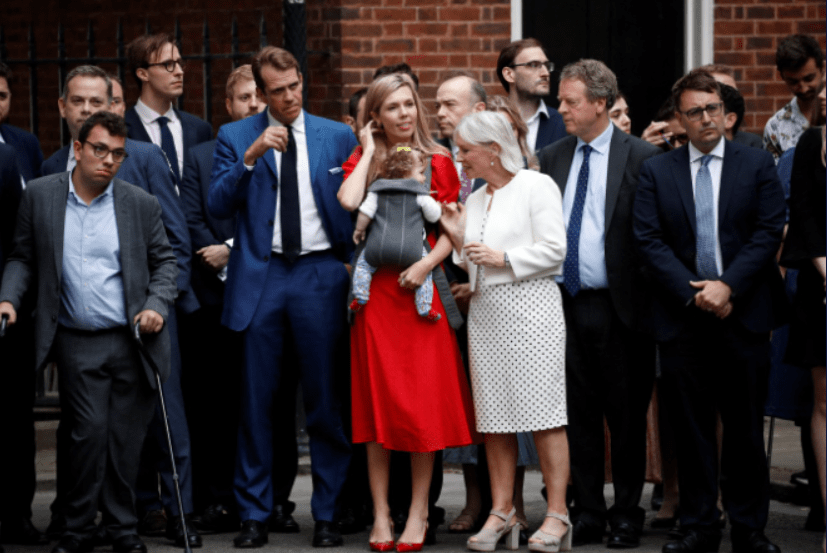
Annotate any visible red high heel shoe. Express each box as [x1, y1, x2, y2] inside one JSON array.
[[369, 520, 395, 552], [396, 522, 428, 552]]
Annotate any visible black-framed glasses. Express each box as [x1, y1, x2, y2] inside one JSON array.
[[510, 60, 554, 72], [680, 102, 723, 122], [146, 59, 187, 73], [87, 142, 129, 163]]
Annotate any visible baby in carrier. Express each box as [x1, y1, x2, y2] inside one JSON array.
[[350, 144, 442, 321]]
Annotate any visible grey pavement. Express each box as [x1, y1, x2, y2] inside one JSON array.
[[4, 417, 822, 553]]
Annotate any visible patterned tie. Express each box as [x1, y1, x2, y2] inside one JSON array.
[[458, 168, 474, 204], [695, 154, 718, 279], [280, 126, 301, 262], [563, 144, 592, 297], [156, 116, 180, 184]]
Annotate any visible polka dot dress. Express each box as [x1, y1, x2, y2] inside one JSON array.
[[467, 194, 568, 434]]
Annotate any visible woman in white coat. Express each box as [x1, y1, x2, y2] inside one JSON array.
[[441, 111, 572, 553]]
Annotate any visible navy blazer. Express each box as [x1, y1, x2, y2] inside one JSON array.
[[0, 123, 44, 183], [124, 106, 213, 180], [0, 144, 22, 274], [41, 139, 197, 313], [208, 109, 358, 331], [633, 139, 788, 341], [179, 139, 235, 307], [534, 106, 567, 152]]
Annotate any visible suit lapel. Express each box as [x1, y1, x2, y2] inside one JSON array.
[[718, 140, 739, 223], [125, 108, 152, 143], [112, 180, 132, 315], [604, 129, 629, 231], [303, 112, 322, 186], [552, 137, 577, 195], [52, 174, 70, 281], [251, 111, 280, 183], [175, 108, 194, 153], [670, 147, 697, 236], [535, 113, 551, 153]]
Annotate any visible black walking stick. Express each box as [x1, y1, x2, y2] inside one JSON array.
[[0, 313, 7, 337], [132, 321, 193, 553]]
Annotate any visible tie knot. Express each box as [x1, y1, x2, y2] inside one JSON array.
[[581, 144, 593, 158], [700, 154, 712, 167], [156, 116, 170, 127]]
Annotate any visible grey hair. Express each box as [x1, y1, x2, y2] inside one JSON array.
[[61, 65, 112, 104], [559, 59, 617, 110], [455, 111, 523, 174]]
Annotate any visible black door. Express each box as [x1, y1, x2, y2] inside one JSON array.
[[523, 0, 685, 135]]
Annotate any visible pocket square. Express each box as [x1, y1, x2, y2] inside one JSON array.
[[328, 167, 344, 175]]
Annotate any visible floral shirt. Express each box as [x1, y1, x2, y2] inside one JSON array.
[[763, 96, 809, 162]]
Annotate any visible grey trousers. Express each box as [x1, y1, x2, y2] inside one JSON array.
[[54, 326, 156, 540]]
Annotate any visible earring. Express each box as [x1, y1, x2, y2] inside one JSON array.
[[490, 158, 495, 167]]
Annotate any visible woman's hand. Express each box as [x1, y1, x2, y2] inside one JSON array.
[[358, 120, 377, 155], [464, 242, 505, 268], [399, 259, 432, 290], [440, 202, 466, 250]]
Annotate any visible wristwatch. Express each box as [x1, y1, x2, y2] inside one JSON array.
[[503, 252, 511, 267]]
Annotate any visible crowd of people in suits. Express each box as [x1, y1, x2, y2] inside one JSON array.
[[0, 28, 823, 553]]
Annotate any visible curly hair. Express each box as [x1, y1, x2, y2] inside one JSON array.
[[378, 144, 424, 180]]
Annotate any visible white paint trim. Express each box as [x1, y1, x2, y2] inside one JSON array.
[[685, 0, 715, 72], [511, 0, 522, 42]]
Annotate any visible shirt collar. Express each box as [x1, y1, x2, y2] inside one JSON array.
[[267, 108, 305, 135], [68, 170, 114, 205], [525, 99, 549, 126], [576, 120, 614, 155], [134, 98, 178, 125], [688, 137, 725, 164]]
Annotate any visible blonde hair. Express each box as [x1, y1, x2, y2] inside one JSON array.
[[360, 74, 446, 181]]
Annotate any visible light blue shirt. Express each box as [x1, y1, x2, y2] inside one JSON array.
[[58, 175, 128, 330], [559, 122, 613, 289], [688, 138, 725, 276]]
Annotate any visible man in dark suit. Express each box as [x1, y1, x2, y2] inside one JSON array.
[[0, 112, 178, 553], [496, 38, 566, 153], [179, 64, 300, 535], [538, 59, 660, 549], [208, 46, 356, 549], [40, 65, 200, 548], [634, 70, 786, 553], [0, 63, 43, 184]]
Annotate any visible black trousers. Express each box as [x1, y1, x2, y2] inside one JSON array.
[[54, 326, 156, 540], [659, 311, 771, 532], [562, 289, 655, 530]]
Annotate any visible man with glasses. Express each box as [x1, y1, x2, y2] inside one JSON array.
[[41, 65, 199, 550], [496, 38, 566, 152], [634, 69, 786, 553], [0, 111, 178, 553]]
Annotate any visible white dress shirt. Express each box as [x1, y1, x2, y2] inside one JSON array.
[[134, 99, 185, 178], [525, 99, 550, 154], [689, 138, 725, 275]]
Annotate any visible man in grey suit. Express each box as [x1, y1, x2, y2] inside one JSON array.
[[0, 112, 178, 553], [538, 59, 660, 549]]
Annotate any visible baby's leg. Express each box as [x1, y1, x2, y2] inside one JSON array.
[[350, 250, 377, 312], [414, 247, 441, 322]]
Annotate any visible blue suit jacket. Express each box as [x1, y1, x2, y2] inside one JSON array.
[[208, 109, 358, 331], [633, 140, 788, 341], [41, 138, 198, 313], [0, 123, 44, 183], [0, 144, 22, 275], [124, 106, 213, 180], [180, 139, 235, 307], [534, 107, 567, 152]]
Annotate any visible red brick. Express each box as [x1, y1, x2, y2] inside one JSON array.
[[439, 6, 481, 20], [373, 7, 416, 20], [745, 6, 774, 18], [756, 21, 793, 34], [715, 37, 733, 51], [341, 0, 382, 5], [756, 82, 793, 96], [342, 23, 383, 37], [418, 7, 437, 20], [798, 21, 826, 34], [417, 69, 439, 85], [755, 52, 776, 66], [404, 53, 451, 68], [377, 39, 414, 53], [452, 23, 469, 37], [384, 23, 403, 36], [734, 37, 744, 50], [734, 6, 744, 18], [448, 54, 469, 67], [714, 6, 732, 19], [746, 36, 773, 50], [343, 54, 384, 68], [777, 6, 804, 18], [438, 38, 482, 52], [715, 21, 753, 35], [470, 53, 500, 68], [493, 6, 510, 19], [744, 67, 774, 81], [714, 52, 754, 66], [342, 71, 363, 85], [471, 22, 509, 35], [419, 38, 438, 52], [404, 23, 449, 36]]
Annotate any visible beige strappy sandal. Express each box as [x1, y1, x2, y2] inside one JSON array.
[[527, 511, 572, 553], [466, 508, 519, 552]]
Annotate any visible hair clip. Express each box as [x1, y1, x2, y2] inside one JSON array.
[[397, 146, 411, 151]]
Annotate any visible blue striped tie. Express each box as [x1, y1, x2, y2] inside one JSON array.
[[695, 155, 718, 279], [563, 144, 592, 296]]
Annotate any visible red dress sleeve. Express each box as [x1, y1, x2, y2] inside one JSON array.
[[429, 152, 461, 203], [342, 146, 363, 180]]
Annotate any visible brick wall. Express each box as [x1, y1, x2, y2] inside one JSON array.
[[714, 0, 826, 135]]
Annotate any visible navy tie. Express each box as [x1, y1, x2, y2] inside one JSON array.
[[156, 116, 180, 184], [563, 144, 592, 297], [280, 126, 301, 262], [695, 154, 718, 279]]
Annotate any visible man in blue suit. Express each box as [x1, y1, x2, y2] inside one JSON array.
[[0, 63, 43, 184], [40, 65, 201, 549], [496, 38, 567, 153], [208, 46, 356, 549], [634, 70, 786, 553]]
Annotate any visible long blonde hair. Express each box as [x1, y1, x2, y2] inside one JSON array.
[[360, 73, 446, 181]]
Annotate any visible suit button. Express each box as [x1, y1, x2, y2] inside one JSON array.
[[263, 255, 269, 261], [268, 219, 274, 226]]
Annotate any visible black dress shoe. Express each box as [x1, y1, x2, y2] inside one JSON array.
[[113, 534, 147, 553], [194, 503, 238, 534], [607, 522, 640, 549], [166, 516, 202, 548], [572, 519, 604, 546], [662, 528, 721, 553], [137, 510, 166, 537], [91, 524, 112, 548], [234, 520, 268, 548], [338, 505, 370, 535], [1, 517, 48, 544], [731, 530, 780, 553], [270, 502, 300, 533], [51, 536, 93, 553], [313, 521, 343, 547]]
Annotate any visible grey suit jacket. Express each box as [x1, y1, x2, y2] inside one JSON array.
[[0, 172, 178, 388], [538, 127, 661, 332]]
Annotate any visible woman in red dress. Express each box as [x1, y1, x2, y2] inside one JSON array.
[[338, 74, 477, 552]]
